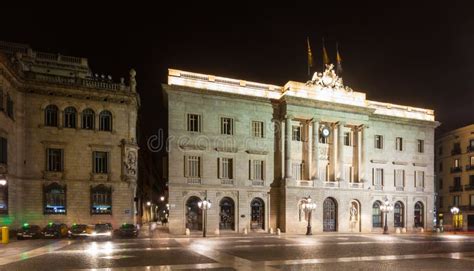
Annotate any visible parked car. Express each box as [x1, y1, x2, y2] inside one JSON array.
[[17, 224, 42, 240], [91, 223, 113, 239], [68, 224, 93, 238], [114, 223, 139, 238], [42, 223, 68, 238]]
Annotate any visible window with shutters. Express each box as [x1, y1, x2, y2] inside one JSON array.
[[249, 160, 264, 181], [417, 139, 424, 153], [221, 117, 233, 135], [186, 156, 201, 178], [99, 110, 112, 131], [45, 105, 59, 127], [64, 107, 77, 128], [292, 162, 304, 180], [82, 109, 95, 130], [187, 114, 201, 132], [344, 132, 352, 146], [252, 121, 264, 138], [219, 158, 233, 179], [415, 171, 425, 188], [93, 151, 108, 174], [47, 148, 63, 172], [373, 168, 383, 186], [394, 169, 405, 188], [375, 135, 383, 149], [396, 137, 403, 151]]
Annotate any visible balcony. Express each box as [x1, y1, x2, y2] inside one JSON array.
[[466, 165, 474, 171], [464, 184, 474, 191], [452, 148, 462, 155], [251, 180, 264, 186], [396, 186, 404, 191], [187, 178, 201, 185], [450, 167, 462, 173], [350, 182, 364, 189], [324, 181, 340, 188], [221, 179, 234, 185], [449, 185, 463, 193]]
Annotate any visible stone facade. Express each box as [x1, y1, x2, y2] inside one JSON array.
[[0, 41, 139, 228], [436, 124, 474, 231], [164, 65, 439, 235]]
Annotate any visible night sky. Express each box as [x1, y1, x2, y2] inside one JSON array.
[[2, 4, 474, 166]]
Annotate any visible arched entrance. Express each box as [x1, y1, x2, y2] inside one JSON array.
[[185, 196, 202, 231], [349, 200, 361, 232], [414, 201, 424, 228], [250, 198, 264, 230], [394, 201, 404, 227], [219, 197, 235, 230], [323, 197, 337, 232]]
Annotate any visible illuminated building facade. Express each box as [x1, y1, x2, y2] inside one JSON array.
[[436, 124, 474, 231], [0, 41, 139, 228], [164, 65, 439, 234]]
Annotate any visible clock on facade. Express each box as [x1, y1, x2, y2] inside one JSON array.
[[321, 126, 330, 137]]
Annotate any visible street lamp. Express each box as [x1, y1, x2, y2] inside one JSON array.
[[300, 196, 317, 235], [380, 197, 393, 234], [0, 176, 6, 186], [451, 206, 459, 234], [198, 197, 211, 237], [160, 196, 165, 202]]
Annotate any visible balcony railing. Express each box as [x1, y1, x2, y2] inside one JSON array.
[[251, 180, 264, 186], [221, 179, 234, 185], [451, 148, 462, 155], [350, 182, 364, 189], [449, 185, 463, 192], [187, 178, 201, 184], [464, 184, 474, 191], [450, 167, 462, 173], [466, 165, 474, 171]]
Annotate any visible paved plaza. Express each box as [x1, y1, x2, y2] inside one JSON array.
[[1, 230, 474, 270]]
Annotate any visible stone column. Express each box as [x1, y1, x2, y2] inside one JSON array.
[[311, 119, 320, 181], [330, 124, 337, 181], [285, 115, 293, 179], [359, 125, 368, 183], [337, 122, 345, 181]]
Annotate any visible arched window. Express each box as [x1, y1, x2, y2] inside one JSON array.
[[99, 110, 112, 131], [45, 105, 59, 126], [219, 197, 235, 230], [82, 108, 95, 130], [250, 198, 265, 230], [414, 201, 424, 227], [372, 201, 382, 228], [43, 182, 66, 214], [91, 184, 112, 214], [394, 201, 404, 227], [186, 196, 202, 231], [64, 107, 77, 128]]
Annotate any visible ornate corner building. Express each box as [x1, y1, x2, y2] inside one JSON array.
[[0, 41, 139, 228], [163, 65, 439, 234], [435, 124, 474, 231]]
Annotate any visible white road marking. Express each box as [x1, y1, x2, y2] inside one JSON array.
[[0, 240, 73, 266]]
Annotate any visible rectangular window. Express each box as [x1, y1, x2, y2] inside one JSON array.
[[252, 121, 264, 138], [415, 171, 425, 187], [453, 142, 461, 154], [344, 132, 351, 146], [439, 178, 443, 189], [44, 183, 66, 215], [186, 156, 201, 178], [221, 117, 234, 135], [454, 159, 460, 168], [454, 177, 461, 187], [6, 94, 13, 119], [292, 125, 302, 141], [47, 148, 63, 172], [470, 175, 474, 186], [417, 140, 424, 153], [394, 169, 405, 187], [250, 160, 264, 180], [292, 162, 304, 180], [0, 137, 7, 164], [396, 137, 403, 151], [375, 135, 383, 149], [373, 168, 384, 186], [453, 195, 460, 207], [439, 162, 443, 172], [471, 195, 474, 207], [91, 186, 112, 215], [219, 158, 233, 179], [93, 151, 108, 174], [187, 114, 201, 132]]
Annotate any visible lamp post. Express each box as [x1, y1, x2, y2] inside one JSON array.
[[380, 197, 393, 234], [451, 206, 459, 234], [198, 198, 211, 237], [300, 196, 317, 235]]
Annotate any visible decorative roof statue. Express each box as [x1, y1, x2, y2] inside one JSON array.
[[129, 68, 136, 92], [306, 63, 352, 92]]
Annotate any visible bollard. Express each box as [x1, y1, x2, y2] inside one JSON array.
[[269, 228, 274, 234], [243, 228, 248, 235], [402, 227, 407, 233], [1, 226, 8, 244], [214, 229, 220, 235], [185, 228, 190, 236], [420, 228, 424, 233], [276, 228, 281, 236], [395, 228, 401, 234]]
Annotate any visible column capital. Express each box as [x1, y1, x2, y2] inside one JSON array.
[[311, 117, 321, 123], [336, 121, 346, 126]]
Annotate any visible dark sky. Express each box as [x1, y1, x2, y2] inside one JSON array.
[[2, 3, 474, 138]]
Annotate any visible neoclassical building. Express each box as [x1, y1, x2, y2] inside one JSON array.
[[0, 41, 139, 228], [436, 124, 474, 231], [164, 65, 439, 234]]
